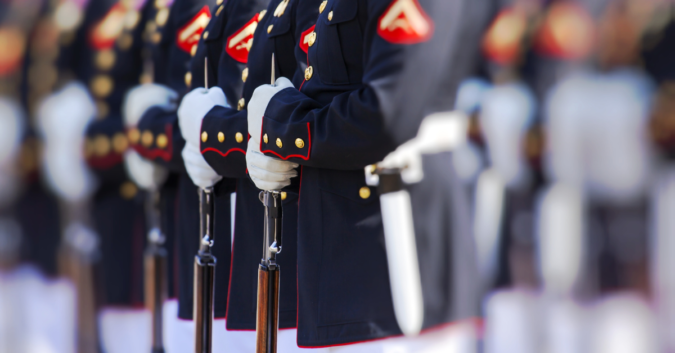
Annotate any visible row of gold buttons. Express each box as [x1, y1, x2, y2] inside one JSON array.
[[262, 134, 305, 149], [126, 128, 169, 148], [201, 131, 245, 144]]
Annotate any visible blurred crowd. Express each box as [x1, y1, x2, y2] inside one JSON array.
[[1, 0, 675, 352]]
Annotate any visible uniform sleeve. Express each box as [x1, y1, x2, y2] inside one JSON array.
[[131, 107, 187, 173], [199, 106, 249, 179], [258, 0, 413, 170]]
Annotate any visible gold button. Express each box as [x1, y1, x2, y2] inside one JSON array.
[[113, 133, 128, 153], [151, 31, 162, 44], [267, 25, 274, 33], [185, 72, 192, 87], [203, 31, 209, 40], [281, 191, 287, 200], [216, 4, 224, 16], [319, 0, 327, 13], [237, 98, 245, 110], [120, 181, 138, 199], [242, 67, 249, 82], [96, 50, 115, 70], [276, 138, 282, 148], [263, 134, 269, 144], [156, 133, 168, 148], [274, 0, 288, 17], [216, 0, 223, 5], [118, 33, 133, 50], [128, 128, 140, 144], [91, 75, 113, 98], [140, 73, 152, 84], [125, 10, 140, 29], [259, 9, 267, 20], [96, 101, 109, 119], [191, 44, 197, 57], [295, 138, 305, 148], [359, 186, 371, 199], [201, 131, 208, 143], [305, 66, 313, 80], [142, 130, 154, 147], [213, 132, 222, 143], [155, 8, 169, 26], [308, 32, 316, 47], [94, 135, 111, 156], [328, 11, 333, 21], [236, 132, 244, 143], [84, 138, 94, 158]]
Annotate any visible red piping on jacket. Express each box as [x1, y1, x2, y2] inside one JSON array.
[[201, 147, 246, 157], [132, 123, 173, 162], [296, 317, 484, 348], [259, 122, 311, 160], [87, 153, 123, 170]]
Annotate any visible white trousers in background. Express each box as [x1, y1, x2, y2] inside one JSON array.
[[98, 307, 151, 353], [323, 322, 477, 353], [0, 266, 76, 353], [216, 328, 327, 353]]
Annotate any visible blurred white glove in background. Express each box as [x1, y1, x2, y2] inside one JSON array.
[[122, 83, 177, 190], [37, 82, 96, 202], [123, 83, 177, 128]]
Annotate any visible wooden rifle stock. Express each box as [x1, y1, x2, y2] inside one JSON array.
[[194, 187, 216, 353], [58, 201, 100, 353], [255, 191, 283, 353]]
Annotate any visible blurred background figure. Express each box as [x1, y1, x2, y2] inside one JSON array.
[[0, 1, 78, 353], [3, 0, 675, 352]]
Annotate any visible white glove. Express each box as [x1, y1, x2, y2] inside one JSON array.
[[37, 82, 97, 202], [178, 87, 228, 148], [246, 77, 297, 191], [246, 140, 298, 191], [480, 83, 536, 188], [247, 77, 294, 145], [182, 144, 221, 189], [376, 111, 468, 184], [123, 83, 178, 128], [124, 150, 168, 190], [0, 97, 24, 166]]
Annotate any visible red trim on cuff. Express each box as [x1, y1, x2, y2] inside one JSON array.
[[201, 147, 246, 157], [87, 153, 123, 170], [260, 122, 311, 161], [131, 123, 173, 162], [296, 318, 483, 349]]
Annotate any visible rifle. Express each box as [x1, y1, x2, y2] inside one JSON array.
[[144, 190, 167, 353], [193, 57, 218, 353], [255, 191, 282, 353], [255, 55, 283, 353], [58, 200, 100, 353], [194, 186, 216, 353]]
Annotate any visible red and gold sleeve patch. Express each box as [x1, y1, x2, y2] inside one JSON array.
[[226, 13, 262, 63], [89, 3, 127, 50], [377, 0, 434, 45], [534, 2, 594, 60], [176, 5, 211, 53], [482, 8, 528, 65], [0, 27, 25, 76], [300, 25, 316, 54]]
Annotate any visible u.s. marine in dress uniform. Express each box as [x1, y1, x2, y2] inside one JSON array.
[[243, 0, 485, 350], [178, 0, 323, 350]]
